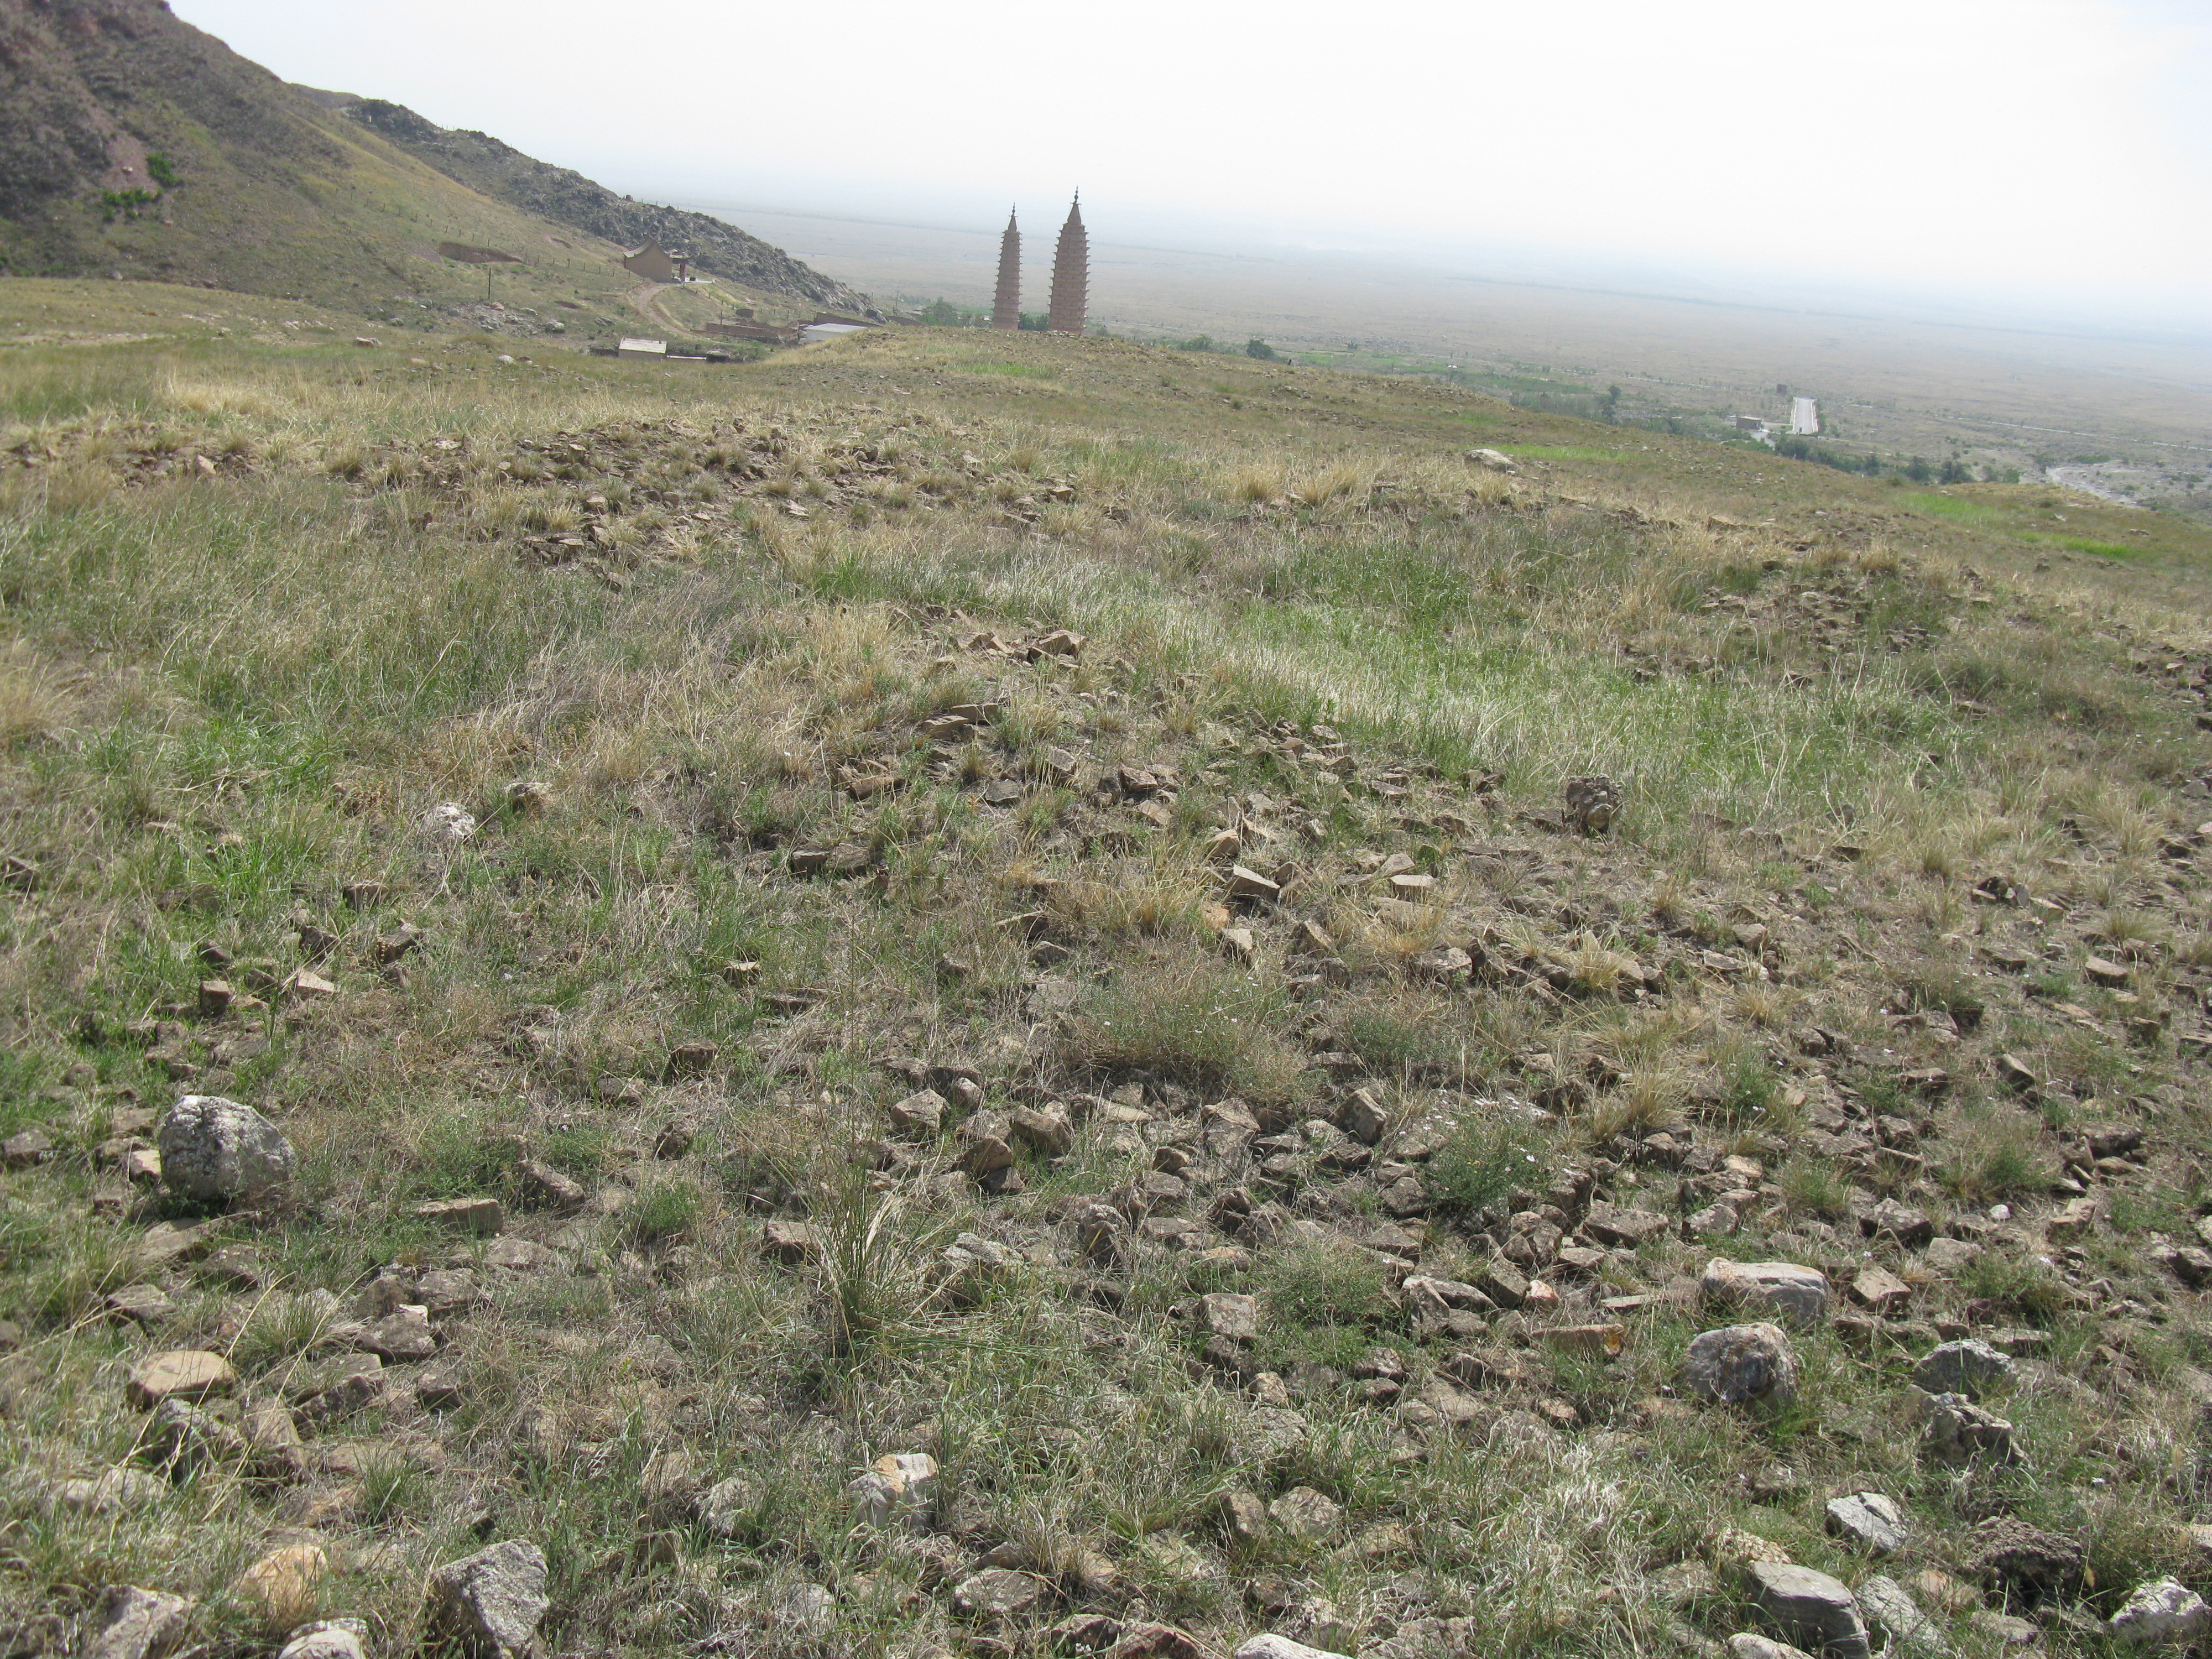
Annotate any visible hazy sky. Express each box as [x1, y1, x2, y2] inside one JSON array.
[[176, 0, 2211, 330]]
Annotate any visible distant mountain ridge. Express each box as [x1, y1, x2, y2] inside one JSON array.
[[342, 98, 874, 317], [0, 0, 869, 317]]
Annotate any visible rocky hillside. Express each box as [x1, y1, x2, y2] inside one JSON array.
[[6, 305, 2212, 1659], [342, 100, 875, 319], [0, 0, 867, 319]]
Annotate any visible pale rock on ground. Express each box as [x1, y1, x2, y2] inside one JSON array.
[[849, 1451, 936, 1526], [1238, 1636, 1354, 1659], [1703, 1259, 1830, 1327], [426, 1539, 549, 1658], [2106, 1579, 2211, 1645], [1854, 1575, 1945, 1653], [84, 1587, 192, 1659], [1745, 1561, 1872, 1659], [1729, 1639, 1815, 1659], [1825, 1491, 1907, 1554], [1911, 1339, 2015, 1398], [1268, 1486, 1342, 1537], [156, 1095, 295, 1203], [1684, 1323, 1799, 1413], [700, 1474, 761, 1537], [1913, 1390, 2017, 1464], [953, 1568, 1044, 1617], [277, 1622, 368, 1659], [125, 1349, 236, 1408], [776, 1583, 836, 1632]]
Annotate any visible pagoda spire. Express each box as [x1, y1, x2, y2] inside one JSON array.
[[990, 207, 1021, 331], [1047, 193, 1087, 336]]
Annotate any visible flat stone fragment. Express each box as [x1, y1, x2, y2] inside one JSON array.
[[1746, 1562, 1871, 1659], [126, 1350, 237, 1408], [1583, 1202, 1670, 1246], [134, 1221, 206, 1269], [106, 1284, 174, 1323], [1850, 1266, 1911, 1310], [1729, 1640, 1816, 1659], [229, 1543, 327, 1630], [1912, 1339, 2013, 1399], [1268, 1485, 1342, 1537], [364, 1306, 437, 1361], [157, 1095, 295, 1203], [886, 1089, 945, 1136], [1202, 1292, 1260, 1340], [1923, 1237, 1979, 1274], [1683, 1323, 1799, 1415], [1825, 1491, 1908, 1555], [1238, 1638, 1354, 1659], [426, 1539, 548, 1659], [84, 1587, 194, 1659], [2107, 1578, 2211, 1646], [1703, 1259, 1829, 1327], [50, 1467, 164, 1515], [954, 1568, 1046, 1617], [1853, 1576, 1944, 1655], [1228, 865, 1281, 901], [278, 1623, 368, 1659], [1914, 1390, 2017, 1464], [414, 1197, 503, 1234], [700, 1475, 760, 1538]]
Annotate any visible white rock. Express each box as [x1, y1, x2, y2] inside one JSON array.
[[776, 1583, 836, 1631], [1703, 1259, 1829, 1327], [1854, 1575, 1944, 1654], [1728, 1639, 1815, 1659], [157, 1095, 295, 1203], [1825, 1491, 1908, 1554], [1746, 1562, 1870, 1659], [418, 802, 478, 843], [426, 1540, 547, 1658], [1237, 1637, 1354, 1659], [848, 1450, 936, 1526], [84, 1587, 193, 1659], [278, 1621, 368, 1659], [2108, 1578, 2211, 1646], [1911, 1339, 2014, 1399], [700, 1475, 759, 1537]]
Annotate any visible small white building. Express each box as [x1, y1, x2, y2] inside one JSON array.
[[1791, 397, 1819, 436], [799, 322, 869, 346], [617, 337, 667, 360]]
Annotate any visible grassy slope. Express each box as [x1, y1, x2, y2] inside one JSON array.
[[4, 289, 2212, 1659]]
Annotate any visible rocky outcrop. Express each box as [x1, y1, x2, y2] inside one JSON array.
[[346, 100, 876, 315]]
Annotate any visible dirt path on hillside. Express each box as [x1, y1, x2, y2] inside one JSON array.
[[623, 280, 684, 337]]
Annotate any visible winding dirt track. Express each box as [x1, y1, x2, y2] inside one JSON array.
[[623, 280, 685, 336]]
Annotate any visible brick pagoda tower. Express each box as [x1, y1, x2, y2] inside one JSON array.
[[1047, 194, 1087, 335], [990, 208, 1021, 331]]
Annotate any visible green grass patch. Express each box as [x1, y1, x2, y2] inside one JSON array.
[[1900, 491, 2005, 525], [952, 359, 1058, 380], [2020, 532, 2143, 560], [1503, 445, 1625, 462]]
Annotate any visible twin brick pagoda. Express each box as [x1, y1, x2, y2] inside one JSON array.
[[991, 196, 1088, 335]]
